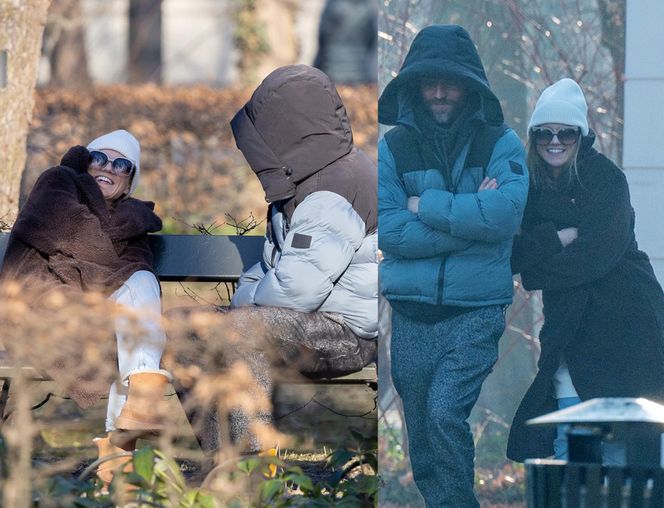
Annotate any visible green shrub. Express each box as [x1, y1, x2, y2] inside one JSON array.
[[11, 436, 376, 507]]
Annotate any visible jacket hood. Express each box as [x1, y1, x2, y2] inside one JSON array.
[[578, 129, 597, 159], [231, 64, 354, 203], [378, 24, 503, 126]]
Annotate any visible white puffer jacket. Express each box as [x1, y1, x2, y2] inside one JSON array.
[[232, 191, 378, 339]]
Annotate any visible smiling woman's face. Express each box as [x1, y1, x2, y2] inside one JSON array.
[[534, 123, 579, 171], [87, 149, 132, 203]]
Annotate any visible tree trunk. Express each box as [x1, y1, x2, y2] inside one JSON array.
[[129, 0, 162, 83], [597, 0, 625, 166], [46, 0, 90, 87], [0, 0, 51, 229], [255, 0, 298, 82]]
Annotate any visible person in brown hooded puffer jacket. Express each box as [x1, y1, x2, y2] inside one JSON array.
[[179, 65, 378, 454], [0, 130, 171, 486]]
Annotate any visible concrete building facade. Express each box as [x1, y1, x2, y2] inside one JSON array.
[[624, 0, 664, 282], [40, 0, 325, 86]]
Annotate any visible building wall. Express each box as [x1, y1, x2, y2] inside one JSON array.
[[624, 0, 664, 282], [54, 0, 324, 86], [81, 0, 235, 85], [82, 0, 129, 84], [162, 0, 236, 85]]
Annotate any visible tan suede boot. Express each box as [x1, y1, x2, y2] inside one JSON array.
[[94, 434, 135, 487], [111, 372, 169, 445]]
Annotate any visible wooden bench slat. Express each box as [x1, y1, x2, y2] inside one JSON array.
[[630, 467, 648, 508], [565, 463, 582, 508], [584, 463, 603, 507], [0, 362, 376, 384], [651, 468, 664, 506], [0, 351, 47, 381], [526, 460, 664, 508], [304, 365, 377, 384], [149, 234, 264, 282], [544, 463, 564, 508], [1, 350, 376, 384], [1, 233, 265, 281]]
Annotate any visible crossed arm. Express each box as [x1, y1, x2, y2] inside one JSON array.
[[407, 176, 498, 213], [514, 171, 632, 291], [378, 132, 528, 259]]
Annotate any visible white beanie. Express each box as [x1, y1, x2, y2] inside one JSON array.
[[528, 78, 589, 136], [87, 129, 141, 195]]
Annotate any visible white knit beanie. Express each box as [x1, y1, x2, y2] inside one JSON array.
[[87, 129, 141, 195], [528, 78, 589, 136]]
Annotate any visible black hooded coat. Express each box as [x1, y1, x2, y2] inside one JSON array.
[[507, 134, 664, 461]]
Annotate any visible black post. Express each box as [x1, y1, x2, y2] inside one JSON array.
[[0, 50, 7, 88], [128, 0, 162, 83]]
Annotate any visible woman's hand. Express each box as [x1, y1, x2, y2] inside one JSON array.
[[557, 227, 578, 247], [407, 196, 420, 214], [478, 177, 498, 192], [60, 145, 90, 173]]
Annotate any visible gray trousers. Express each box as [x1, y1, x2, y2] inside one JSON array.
[[177, 306, 377, 453], [390, 305, 504, 508]]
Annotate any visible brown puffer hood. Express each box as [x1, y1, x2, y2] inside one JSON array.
[[231, 64, 354, 203]]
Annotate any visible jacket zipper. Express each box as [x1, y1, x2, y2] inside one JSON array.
[[437, 257, 446, 304]]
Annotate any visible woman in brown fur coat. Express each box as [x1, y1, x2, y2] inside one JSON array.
[[1, 130, 170, 485]]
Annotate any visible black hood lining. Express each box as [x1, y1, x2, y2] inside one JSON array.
[[378, 25, 504, 126]]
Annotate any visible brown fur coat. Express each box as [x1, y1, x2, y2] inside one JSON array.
[[0, 146, 162, 408]]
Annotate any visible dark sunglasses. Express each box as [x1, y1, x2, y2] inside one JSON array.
[[532, 127, 580, 146], [89, 150, 135, 176]]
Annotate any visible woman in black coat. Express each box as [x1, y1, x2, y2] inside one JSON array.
[[507, 78, 664, 462]]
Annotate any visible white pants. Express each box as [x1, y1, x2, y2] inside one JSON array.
[[105, 270, 169, 432]]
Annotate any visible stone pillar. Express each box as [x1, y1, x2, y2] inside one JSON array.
[[162, 0, 236, 85], [623, 1, 664, 282]]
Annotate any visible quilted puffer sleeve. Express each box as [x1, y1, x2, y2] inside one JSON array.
[[417, 129, 528, 242], [248, 191, 365, 311], [378, 138, 472, 258], [230, 226, 279, 307]]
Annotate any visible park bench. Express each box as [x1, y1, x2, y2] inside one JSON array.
[[0, 232, 377, 424]]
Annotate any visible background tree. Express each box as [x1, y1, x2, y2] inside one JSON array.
[[0, 0, 51, 227], [232, 0, 300, 84], [44, 0, 90, 87], [232, 0, 271, 84], [596, 0, 625, 163], [129, 0, 162, 83], [379, 0, 625, 158]]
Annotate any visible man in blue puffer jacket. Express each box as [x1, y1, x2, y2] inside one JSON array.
[[379, 25, 528, 507]]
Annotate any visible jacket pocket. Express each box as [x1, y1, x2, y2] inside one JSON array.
[[380, 257, 441, 304]]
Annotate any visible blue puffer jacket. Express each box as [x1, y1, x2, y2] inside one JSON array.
[[378, 25, 528, 307]]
